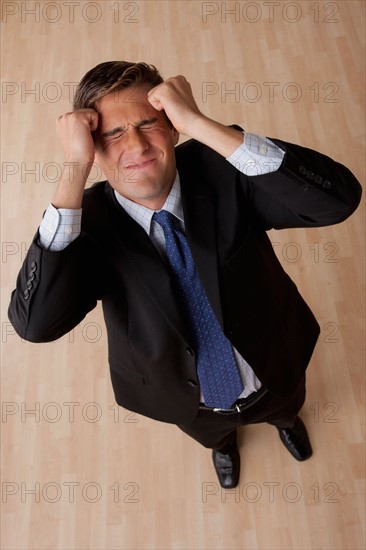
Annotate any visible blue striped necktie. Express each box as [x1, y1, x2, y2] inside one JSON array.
[[153, 210, 244, 409]]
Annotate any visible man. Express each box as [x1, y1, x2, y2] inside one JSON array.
[[9, 61, 362, 489]]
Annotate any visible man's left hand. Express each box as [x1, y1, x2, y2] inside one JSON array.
[[147, 75, 204, 136], [148, 74, 244, 158]]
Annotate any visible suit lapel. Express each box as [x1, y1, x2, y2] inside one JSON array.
[[178, 150, 224, 328], [103, 185, 192, 343]]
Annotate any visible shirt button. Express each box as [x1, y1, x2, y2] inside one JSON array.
[[65, 226, 72, 235], [246, 159, 256, 167], [259, 145, 268, 155]]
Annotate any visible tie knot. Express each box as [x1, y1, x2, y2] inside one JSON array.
[[153, 210, 176, 231]]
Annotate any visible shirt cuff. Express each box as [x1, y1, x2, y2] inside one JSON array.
[[38, 203, 82, 251], [226, 132, 285, 176]]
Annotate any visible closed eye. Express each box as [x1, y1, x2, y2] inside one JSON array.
[[107, 131, 125, 141], [97, 118, 159, 146], [138, 121, 158, 130]]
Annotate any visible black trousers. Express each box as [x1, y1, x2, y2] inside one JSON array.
[[177, 377, 306, 451]]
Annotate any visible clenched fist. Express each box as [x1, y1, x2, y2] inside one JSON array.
[[52, 109, 99, 209], [56, 108, 99, 165], [147, 76, 203, 136]]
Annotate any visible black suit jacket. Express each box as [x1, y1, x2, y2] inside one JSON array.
[[8, 133, 362, 424]]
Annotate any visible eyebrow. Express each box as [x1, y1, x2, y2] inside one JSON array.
[[100, 117, 158, 138]]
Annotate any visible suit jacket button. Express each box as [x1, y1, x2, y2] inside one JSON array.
[[26, 281, 33, 290], [30, 261, 37, 272], [322, 180, 331, 189], [299, 165, 307, 174], [23, 289, 30, 300], [186, 347, 194, 356], [187, 379, 198, 387]]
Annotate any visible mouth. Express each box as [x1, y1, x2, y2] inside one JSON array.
[[124, 158, 156, 170]]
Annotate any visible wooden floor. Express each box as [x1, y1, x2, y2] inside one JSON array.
[[1, 1, 365, 549]]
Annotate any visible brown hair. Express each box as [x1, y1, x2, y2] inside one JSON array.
[[73, 61, 164, 111]]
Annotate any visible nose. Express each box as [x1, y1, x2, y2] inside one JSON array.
[[124, 127, 149, 155]]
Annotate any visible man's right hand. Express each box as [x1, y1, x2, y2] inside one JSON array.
[[56, 109, 99, 164], [52, 109, 99, 209]]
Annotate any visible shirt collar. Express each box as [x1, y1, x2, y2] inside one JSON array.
[[114, 171, 184, 236]]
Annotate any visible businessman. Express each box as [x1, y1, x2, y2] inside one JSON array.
[[9, 61, 362, 489]]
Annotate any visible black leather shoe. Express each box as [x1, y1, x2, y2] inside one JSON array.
[[212, 443, 240, 489], [277, 417, 313, 461]]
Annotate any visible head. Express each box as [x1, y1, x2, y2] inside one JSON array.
[[73, 61, 179, 209]]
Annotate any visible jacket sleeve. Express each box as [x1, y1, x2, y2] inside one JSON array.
[[8, 230, 102, 343], [245, 138, 362, 230]]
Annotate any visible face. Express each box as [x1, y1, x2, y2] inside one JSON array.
[[94, 84, 179, 210]]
